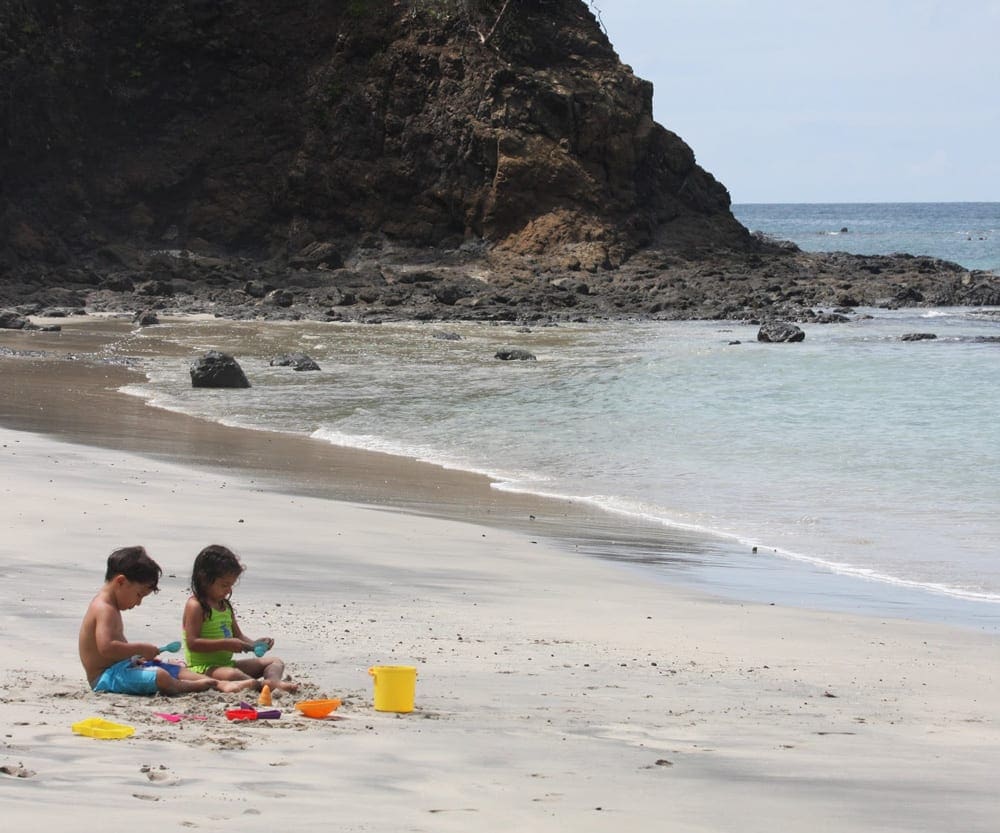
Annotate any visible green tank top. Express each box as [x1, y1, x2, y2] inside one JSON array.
[[184, 605, 237, 670]]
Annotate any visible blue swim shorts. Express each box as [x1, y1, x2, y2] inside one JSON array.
[[93, 658, 180, 695]]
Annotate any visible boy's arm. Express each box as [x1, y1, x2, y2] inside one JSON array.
[[94, 605, 157, 662]]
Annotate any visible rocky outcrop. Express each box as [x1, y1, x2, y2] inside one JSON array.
[[0, 2, 996, 324], [270, 353, 321, 371], [0, 309, 60, 331], [133, 309, 160, 326], [0, 0, 749, 277], [1, 242, 997, 325], [757, 321, 805, 343], [189, 351, 251, 388], [0, 310, 31, 330], [495, 348, 537, 361]]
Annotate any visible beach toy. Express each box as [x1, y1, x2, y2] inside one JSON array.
[[253, 640, 268, 657], [154, 713, 207, 723], [159, 641, 182, 654], [225, 707, 281, 721], [369, 665, 417, 713], [72, 717, 135, 739], [294, 699, 341, 719], [258, 684, 272, 706], [236, 702, 282, 719]]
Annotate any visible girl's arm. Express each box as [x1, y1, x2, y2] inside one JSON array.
[[182, 597, 247, 653], [228, 608, 256, 652], [230, 610, 273, 651]]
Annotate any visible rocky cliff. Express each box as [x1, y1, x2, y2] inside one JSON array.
[[3, 0, 998, 322], [1, 0, 749, 271]]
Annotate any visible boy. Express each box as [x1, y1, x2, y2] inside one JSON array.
[[79, 546, 256, 695]]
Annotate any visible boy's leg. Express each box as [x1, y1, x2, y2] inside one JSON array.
[[156, 667, 217, 694]]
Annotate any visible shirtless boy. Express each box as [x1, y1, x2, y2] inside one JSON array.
[[79, 546, 258, 695]]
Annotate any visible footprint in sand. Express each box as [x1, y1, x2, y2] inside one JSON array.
[[1, 763, 36, 778], [141, 764, 180, 785]]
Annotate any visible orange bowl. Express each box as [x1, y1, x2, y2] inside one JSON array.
[[294, 698, 341, 718]]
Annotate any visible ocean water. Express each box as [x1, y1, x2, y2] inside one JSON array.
[[120, 204, 1000, 629], [733, 202, 1000, 273]]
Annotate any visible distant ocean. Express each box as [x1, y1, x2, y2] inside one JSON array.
[[732, 202, 999, 272], [122, 203, 1000, 631]]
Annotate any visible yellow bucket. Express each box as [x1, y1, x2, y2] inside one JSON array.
[[368, 665, 417, 713]]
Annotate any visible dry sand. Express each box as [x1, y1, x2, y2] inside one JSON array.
[[1, 322, 999, 831]]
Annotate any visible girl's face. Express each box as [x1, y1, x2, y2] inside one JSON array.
[[205, 571, 240, 605]]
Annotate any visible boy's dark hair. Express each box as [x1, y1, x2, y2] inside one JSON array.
[[105, 546, 161, 591], [190, 544, 245, 619]]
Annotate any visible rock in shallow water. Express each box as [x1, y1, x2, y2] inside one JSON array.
[[270, 352, 321, 371], [190, 350, 251, 388], [0, 309, 30, 329], [495, 348, 537, 361], [757, 321, 805, 343]]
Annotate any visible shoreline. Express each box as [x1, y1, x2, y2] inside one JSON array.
[[3, 316, 1000, 632], [0, 315, 726, 553]]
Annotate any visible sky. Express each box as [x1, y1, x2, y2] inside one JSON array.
[[595, 0, 1000, 203]]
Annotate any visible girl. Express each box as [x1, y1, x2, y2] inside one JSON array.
[[182, 544, 298, 693]]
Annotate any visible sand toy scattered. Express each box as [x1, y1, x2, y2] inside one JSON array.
[[72, 718, 135, 739]]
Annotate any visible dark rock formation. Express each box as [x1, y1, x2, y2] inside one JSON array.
[[757, 321, 805, 343], [270, 353, 321, 371], [0, 2, 997, 324], [495, 348, 537, 361], [0, 1, 748, 275], [189, 351, 251, 388], [263, 289, 295, 308], [133, 309, 160, 326], [901, 333, 937, 341], [0, 309, 60, 331], [0, 310, 30, 330]]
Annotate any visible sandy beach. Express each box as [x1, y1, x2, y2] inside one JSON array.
[[2, 321, 999, 832]]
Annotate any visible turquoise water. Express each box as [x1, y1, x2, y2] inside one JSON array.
[[733, 202, 1000, 272], [119, 204, 1000, 628], [123, 309, 1000, 617]]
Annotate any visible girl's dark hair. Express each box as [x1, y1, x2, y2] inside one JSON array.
[[106, 546, 161, 591], [190, 544, 244, 619]]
